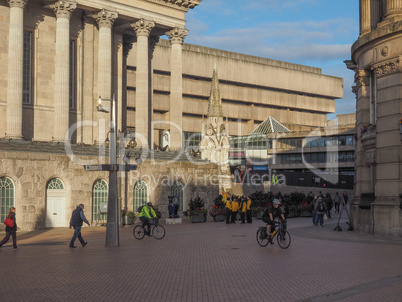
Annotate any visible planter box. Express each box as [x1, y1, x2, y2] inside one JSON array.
[[256, 211, 263, 219], [191, 214, 206, 223], [213, 214, 225, 222], [122, 216, 134, 225], [287, 207, 295, 218]]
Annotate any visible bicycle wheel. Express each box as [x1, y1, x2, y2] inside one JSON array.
[[256, 228, 269, 247], [277, 230, 291, 249], [152, 224, 165, 240], [133, 225, 146, 240]]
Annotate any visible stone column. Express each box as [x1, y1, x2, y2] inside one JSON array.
[[131, 19, 155, 148], [384, 0, 402, 20], [94, 9, 117, 101], [355, 70, 372, 196], [149, 35, 159, 149], [93, 10, 118, 145], [167, 27, 188, 150], [6, 0, 27, 139], [50, 0, 77, 142], [360, 0, 371, 35], [370, 0, 381, 29]]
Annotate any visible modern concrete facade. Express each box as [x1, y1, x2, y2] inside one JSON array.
[[0, 0, 344, 230], [137, 40, 343, 150], [346, 0, 402, 237], [228, 114, 355, 192]]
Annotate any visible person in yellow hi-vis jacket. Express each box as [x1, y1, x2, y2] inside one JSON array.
[[231, 197, 240, 224], [246, 197, 253, 224], [240, 197, 247, 224], [225, 197, 232, 224]]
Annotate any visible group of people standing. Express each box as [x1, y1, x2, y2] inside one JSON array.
[[225, 196, 253, 224], [310, 191, 349, 227]]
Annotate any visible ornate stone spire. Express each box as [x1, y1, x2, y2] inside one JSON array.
[[207, 63, 223, 118]]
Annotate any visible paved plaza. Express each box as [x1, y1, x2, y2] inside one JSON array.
[[1, 213, 401, 302]]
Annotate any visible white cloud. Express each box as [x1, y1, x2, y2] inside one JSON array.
[[242, 0, 318, 11], [185, 0, 358, 116]]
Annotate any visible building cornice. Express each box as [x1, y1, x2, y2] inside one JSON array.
[[352, 20, 402, 55], [141, 0, 202, 12]]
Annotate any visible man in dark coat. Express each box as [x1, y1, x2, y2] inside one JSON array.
[[69, 204, 90, 248]]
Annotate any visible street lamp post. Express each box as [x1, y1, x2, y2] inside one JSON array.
[[98, 94, 119, 247]]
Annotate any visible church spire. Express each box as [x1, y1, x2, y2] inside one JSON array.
[[207, 63, 223, 118]]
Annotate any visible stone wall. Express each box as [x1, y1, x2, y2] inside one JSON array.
[[0, 148, 219, 231]]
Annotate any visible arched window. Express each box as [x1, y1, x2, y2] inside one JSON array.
[[171, 182, 184, 212], [134, 181, 148, 212], [0, 177, 15, 223], [92, 179, 108, 222], [46, 178, 64, 190]]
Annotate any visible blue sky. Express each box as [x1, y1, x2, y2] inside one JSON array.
[[183, 0, 359, 121]]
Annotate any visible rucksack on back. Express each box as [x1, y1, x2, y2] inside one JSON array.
[[318, 201, 325, 212]]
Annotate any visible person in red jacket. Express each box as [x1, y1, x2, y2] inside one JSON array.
[[0, 207, 17, 250]]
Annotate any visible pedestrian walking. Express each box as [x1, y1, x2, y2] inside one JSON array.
[[324, 193, 333, 218], [311, 196, 318, 225], [314, 196, 327, 227], [0, 207, 18, 250], [334, 192, 341, 213], [343, 191, 349, 205], [69, 204, 90, 248]]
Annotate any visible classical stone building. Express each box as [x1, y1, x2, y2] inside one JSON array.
[[346, 0, 402, 236], [0, 0, 344, 230]]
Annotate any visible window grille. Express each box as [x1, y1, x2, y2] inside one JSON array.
[[46, 178, 64, 190], [0, 177, 15, 223], [134, 181, 148, 212], [92, 179, 108, 222]]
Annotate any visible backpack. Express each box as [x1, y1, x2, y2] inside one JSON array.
[[317, 201, 325, 212]]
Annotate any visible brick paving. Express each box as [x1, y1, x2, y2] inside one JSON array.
[[0, 213, 401, 302]]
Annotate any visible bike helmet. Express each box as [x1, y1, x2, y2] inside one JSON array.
[[147, 202, 153, 207], [273, 199, 281, 205]]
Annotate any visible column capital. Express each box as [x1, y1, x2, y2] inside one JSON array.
[[8, 0, 27, 8], [49, 1, 77, 19], [93, 9, 118, 28], [131, 19, 155, 37], [355, 69, 370, 88], [166, 27, 188, 44]]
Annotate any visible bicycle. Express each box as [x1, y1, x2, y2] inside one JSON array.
[[256, 219, 291, 249], [133, 219, 166, 240]]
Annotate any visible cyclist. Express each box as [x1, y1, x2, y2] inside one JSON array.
[[139, 202, 157, 236], [262, 199, 286, 243]]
